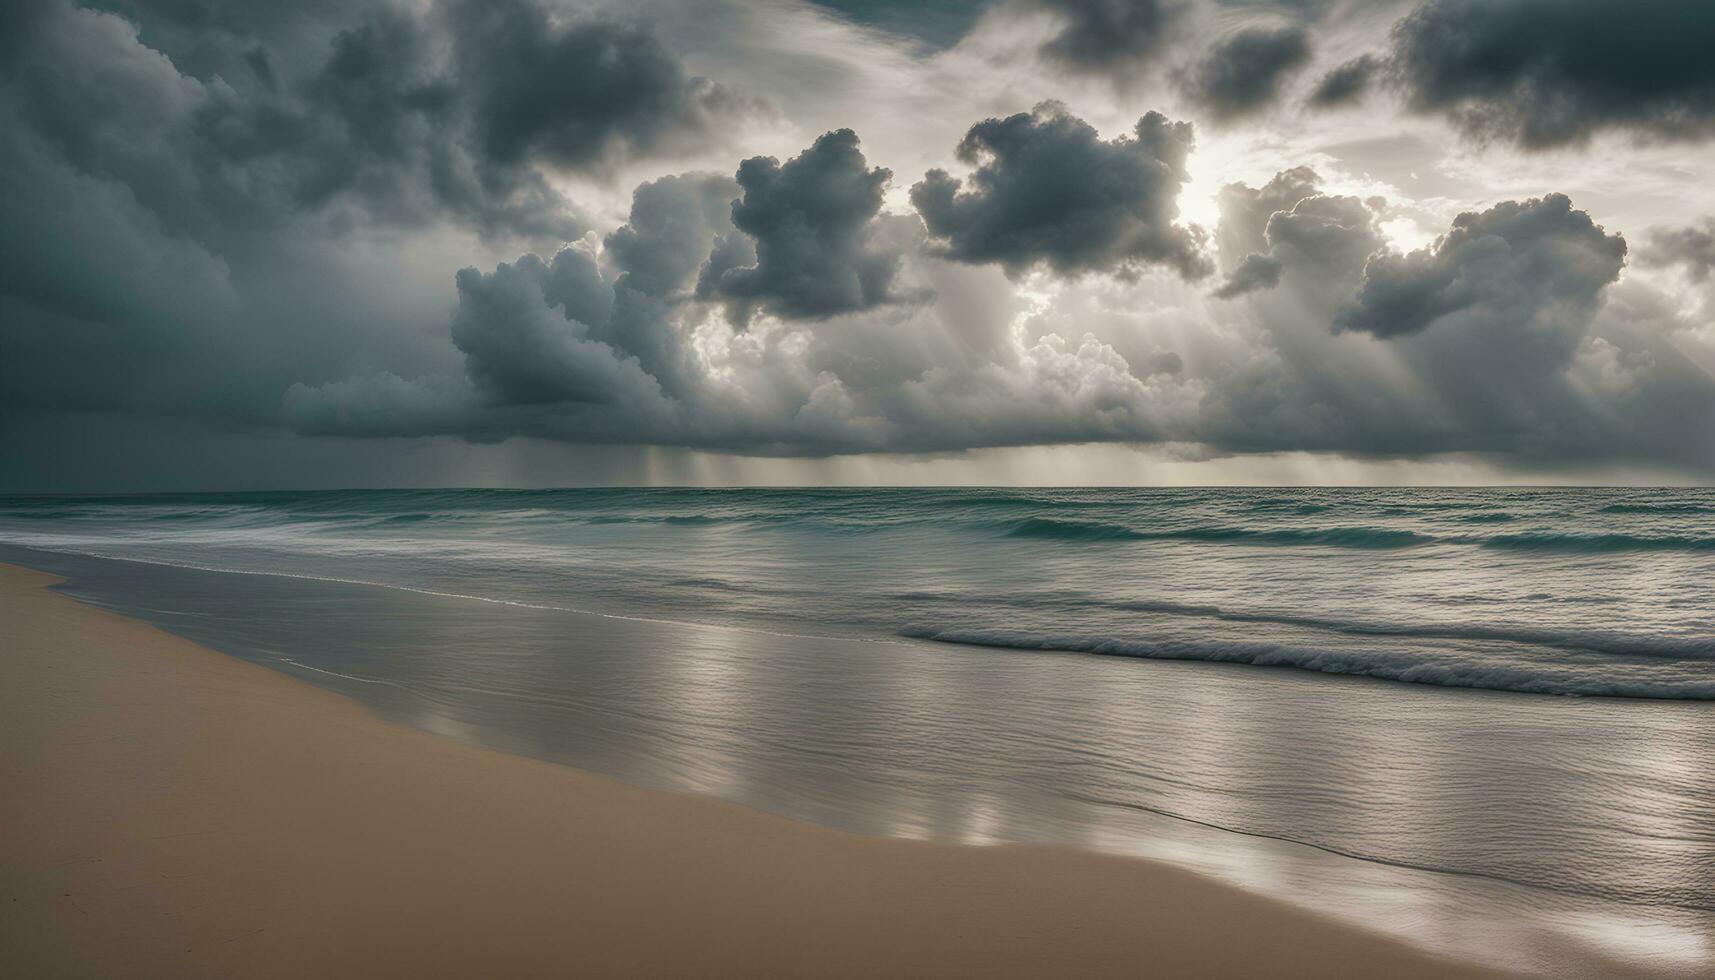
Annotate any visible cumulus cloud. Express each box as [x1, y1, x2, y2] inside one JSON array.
[[1641, 219, 1715, 282], [1307, 54, 1379, 108], [1179, 26, 1311, 120], [699, 129, 907, 323], [1189, 176, 1715, 466], [1390, 0, 1715, 148], [282, 128, 1205, 455], [1336, 193, 1626, 341], [1213, 253, 1283, 298], [0, 0, 767, 437], [448, 249, 659, 410], [1213, 167, 1383, 298], [445, 0, 748, 170], [1033, 0, 1180, 73], [3, 0, 756, 246], [280, 145, 1715, 471], [911, 103, 1211, 280], [9, 0, 1715, 484]]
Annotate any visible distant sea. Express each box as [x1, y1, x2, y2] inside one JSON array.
[[3, 487, 1712, 976]]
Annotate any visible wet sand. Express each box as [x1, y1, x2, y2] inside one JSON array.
[[0, 562, 1512, 978]]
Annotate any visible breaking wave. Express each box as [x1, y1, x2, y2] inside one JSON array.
[[1002, 517, 1715, 553], [899, 628, 1715, 700]]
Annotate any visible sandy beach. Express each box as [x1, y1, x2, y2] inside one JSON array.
[[0, 562, 1515, 978]]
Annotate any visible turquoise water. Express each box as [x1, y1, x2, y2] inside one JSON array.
[[3, 487, 1713, 697], [3, 487, 1713, 976]]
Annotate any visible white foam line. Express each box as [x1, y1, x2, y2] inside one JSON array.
[[273, 656, 404, 688]]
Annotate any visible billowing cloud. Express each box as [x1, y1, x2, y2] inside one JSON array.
[[2, 0, 756, 246], [1214, 167, 1383, 298], [699, 129, 906, 323], [1190, 175, 1715, 467], [1213, 253, 1283, 298], [911, 103, 1211, 279], [1641, 219, 1715, 282], [1390, 0, 1715, 148], [1179, 26, 1311, 120], [0, 0, 764, 433], [1336, 194, 1626, 340], [8, 0, 1715, 488], [1307, 54, 1379, 108], [281, 149, 1715, 472], [1033, 0, 1180, 73], [446, 0, 747, 170], [448, 249, 657, 409]]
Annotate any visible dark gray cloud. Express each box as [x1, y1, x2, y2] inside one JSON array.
[[603, 173, 744, 394], [807, 0, 990, 49], [445, 0, 746, 170], [1034, 0, 1180, 73], [1216, 165, 1321, 258], [1336, 193, 1626, 340], [5, 0, 753, 247], [1641, 219, 1715, 282], [700, 129, 905, 323], [608, 173, 745, 297], [8, 0, 1715, 482], [1213, 253, 1282, 298], [162, 176, 1715, 471], [1179, 26, 1311, 120], [1265, 194, 1387, 278], [0, 0, 56, 68], [1198, 184, 1715, 467], [283, 171, 748, 442], [448, 249, 661, 410], [1214, 166, 1382, 297], [911, 103, 1211, 279], [1390, 0, 1715, 148], [1307, 54, 1379, 108], [435, 172, 745, 415], [0, 0, 760, 428]]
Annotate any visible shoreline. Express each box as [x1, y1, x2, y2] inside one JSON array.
[[1, 562, 1518, 978]]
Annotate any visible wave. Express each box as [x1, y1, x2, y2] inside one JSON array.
[[899, 628, 1715, 700], [1004, 517, 1147, 541], [1241, 499, 1333, 515], [1090, 599, 1715, 661], [1002, 518, 1715, 553], [587, 513, 725, 526], [893, 588, 1715, 660], [1596, 502, 1715, 515], [1476, 533, 1715, 553], [1004, 518, 1434, 549]]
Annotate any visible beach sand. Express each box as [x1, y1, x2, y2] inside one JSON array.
[[0, 562, 1512, 979]]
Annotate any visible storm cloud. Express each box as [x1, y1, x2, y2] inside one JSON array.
[[699, 129, 906, 323], [3, 0, 753, 245], [1641, 220, 1715, 282], [1307, 54, 1379, 108], [1213, 253, 1283, 299], [447, 0, 747, 170], [1390, 0, 1715, 148], [0, 0, 759, 432], [911, 103, 1211, 279], [1179, 26, 1311, 120], [1214, 167, 1383, 298], [1033, 0, 1180, 73], [7, 0, 1715, 487], [1336, 194, 1627, 341]]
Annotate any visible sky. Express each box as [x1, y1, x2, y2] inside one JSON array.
[[3, 0, 1715, 490]]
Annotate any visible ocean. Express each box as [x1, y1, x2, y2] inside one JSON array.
[[2, 487, 1712, 976]]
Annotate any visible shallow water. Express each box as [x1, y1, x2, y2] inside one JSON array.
[[4, 487, 1713, 697], [3, 487, 1713, 975]]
